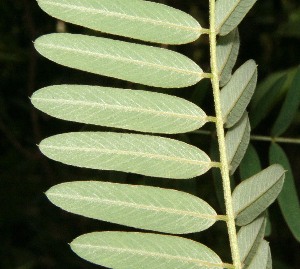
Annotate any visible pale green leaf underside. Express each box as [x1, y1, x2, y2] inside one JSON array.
[[39, 132, 212, 179], [46, 181, 217, 234], [221, 60, 257, 128], [226, 112, 250, 175], [271, 66, 300, 136], [247, 240, 270, 269], [31, 85, 208, 134], [238, 214, 266, 268], [37, 0, 202, 45], [215, 0, 258, 36], [70, 232, 224, 269], [233, 164, 285, 226], [269, 143, 300, 242], [34, 33, 204, 88], [217, 29, 240, 87]]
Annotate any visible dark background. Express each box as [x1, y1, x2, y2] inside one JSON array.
[[1, 0, 299, 268]]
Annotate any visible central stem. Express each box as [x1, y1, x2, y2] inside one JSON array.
[[208, 1, 241, 268]]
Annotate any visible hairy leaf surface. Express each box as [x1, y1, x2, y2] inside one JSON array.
[[216, 0, 258, 35], [70, 232, 224, 269], [221, 60, 257, 128], [46, 181, 217, 234], [39, 132, 212, 179], [226, 113, 250, 175], [247, 240, 270, 269], [233, 164, 285, 226], [31, 85, 208, 134], [217, 29, 240, 87], [269, 143, 300, 242], [34, 33, 204, 88], [37, 0, 202, 45], [240, 145, 273, 236], [238, 214, 267, 268], [271, 66, 300, 136]]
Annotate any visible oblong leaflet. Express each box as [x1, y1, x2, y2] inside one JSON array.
[[34, 33, 204, 88], [31, 85, 208, 134]]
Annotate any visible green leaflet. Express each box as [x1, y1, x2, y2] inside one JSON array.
[[225, 113, 250, 175], [271, 66, 300, 136], [34, 33, 204, 88], [220, 60, 257, 128], [247, 240, 270, 269], [39, 132, 212, 179], [239, 143, 261, 180], [46, 181, 217, 234], [269, 143, 300, 242], [215, 0, 258, 36], [37, 0, 203, 45], [250, 75, 287, 129], [250, 68, 296, 108], [217, 29, 240, 87], [70, 232, 224, 269], [31, 85, 208, 134], [238, 214, 267, 268], [239, 146, 272, 236], [233, 164, 285, 226]]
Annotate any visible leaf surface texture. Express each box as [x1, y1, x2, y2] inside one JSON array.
[[233, 164, 285, 226], [34, 33, 203, 88], [31, 85, 208, 134], [238, 214, 267, 268], [221, 60, 257, 128], [39, 132, 212, 179], [37, 0, 202, 44], [46, 181, 217, 234], [217, 29, 240, 87], [225, 113, 250, 175], [70, 232, 224, 269], [247, 240, 270, 269], [216, 0, 258, 35]]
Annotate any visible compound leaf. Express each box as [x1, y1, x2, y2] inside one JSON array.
[[271, 66, 300, 136], [39, 132, 212, 179], [226, 113, 251, 175], [217, 29, 240, 87], [238, 214, 267, 268], [233, 164, 285, 226], [34, 33, 204, 88], [46, 181, 218, 234], [70, 232, 224, 269], [269, 143, 300, 242], [37, 0, 203, 45], [221, 60, 257, 128], [31, 85, 208, 134], [216, 0, 258, 36]]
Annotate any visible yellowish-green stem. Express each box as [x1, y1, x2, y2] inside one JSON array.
[[208, 1, 241, 268]]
